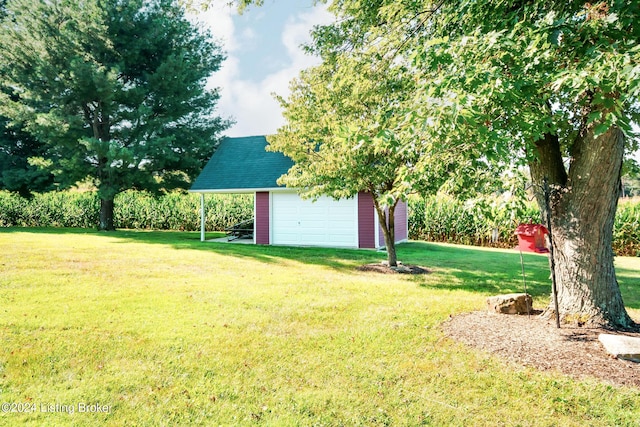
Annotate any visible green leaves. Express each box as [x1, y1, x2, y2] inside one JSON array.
[[0, 0, 229, 200]]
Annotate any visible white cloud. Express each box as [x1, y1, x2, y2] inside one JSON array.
[[188, 2, 238, 51], [194, 2, 334, 137], [281, 8, 329, 64]]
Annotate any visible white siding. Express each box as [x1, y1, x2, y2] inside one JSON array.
[[271, 192, 358, 248]]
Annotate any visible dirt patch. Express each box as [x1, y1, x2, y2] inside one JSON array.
[[357, 263, 430, 275], [443, 311, 640, 388]]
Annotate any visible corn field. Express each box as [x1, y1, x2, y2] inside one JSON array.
[[613, 198, 640, 256], [408, 196, 541, 250], [0, 190, 253, 232], [409, 196, 640, 256], [1, 190, 639, 256]]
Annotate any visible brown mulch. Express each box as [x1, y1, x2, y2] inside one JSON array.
[[443, 311, 640, 388], [356, 263, 430, 275]]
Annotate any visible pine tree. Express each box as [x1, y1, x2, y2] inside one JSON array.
[[0, 0, 230, 229]]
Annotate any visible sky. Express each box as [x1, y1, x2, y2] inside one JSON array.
[[189, 2, 640, 161], [189, 0, 334, 138]]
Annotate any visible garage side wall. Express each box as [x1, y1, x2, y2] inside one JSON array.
[[377, 201, 409, 248], [255, 192, 270, 244], [358, 191, 376, 249], [394, 201, 408, 242]]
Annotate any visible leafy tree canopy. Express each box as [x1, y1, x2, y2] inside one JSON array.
[[312, 1, 640, 162], [251, 0, 640, 327], [268, 0, 488, 266], [269, 53, 459, 265], [0, 0, 230, 228], [311, 0, 640, 328]]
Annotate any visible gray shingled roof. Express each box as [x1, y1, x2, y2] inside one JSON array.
[[190, 135, 294, 192]]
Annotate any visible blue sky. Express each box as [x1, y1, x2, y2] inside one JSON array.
[[191, 0, 333, 137]]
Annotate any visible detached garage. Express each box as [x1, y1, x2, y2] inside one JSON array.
[[190, 135, 407, 249], [271, 192, 358, 247]]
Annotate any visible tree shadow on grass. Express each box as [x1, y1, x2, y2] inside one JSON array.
[[399, 241, 554, 299], [615, 267, 640, 310], [0, 227, 386, 273], [3, 227, 639, 308]]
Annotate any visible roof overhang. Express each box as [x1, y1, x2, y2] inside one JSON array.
[[189, 187, 295, 194]]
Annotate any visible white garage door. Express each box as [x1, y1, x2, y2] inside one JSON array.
[[271, 192, 358, 247]]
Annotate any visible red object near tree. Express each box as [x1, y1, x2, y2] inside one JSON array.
[[515, 224, 549, 253]]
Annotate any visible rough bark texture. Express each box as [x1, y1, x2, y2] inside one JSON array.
[[384, 206, 397, 267], [529, 127, 634, 329], [529, 133, 567, 216]]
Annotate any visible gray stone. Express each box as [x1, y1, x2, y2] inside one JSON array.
[[598, 334, 640, 363], [486, 293, 533, 315], [391, 265, 412, 273]]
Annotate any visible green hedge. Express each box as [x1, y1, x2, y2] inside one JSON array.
[[1, 190, 639, 255]]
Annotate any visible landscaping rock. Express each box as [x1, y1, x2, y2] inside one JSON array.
[[486, 293, 533, 315], [390, 265, 412, 273], [598, 334, 640, 363]]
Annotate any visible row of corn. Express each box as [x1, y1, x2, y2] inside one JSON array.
[[1, 191, 638, 256], [0, 190, 253, 232]]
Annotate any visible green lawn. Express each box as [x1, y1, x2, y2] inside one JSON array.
[[1, 228, 639, 426]]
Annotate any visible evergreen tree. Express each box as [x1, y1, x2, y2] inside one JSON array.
[[0, 0, 230, 229], [0, 115, 56, 197]]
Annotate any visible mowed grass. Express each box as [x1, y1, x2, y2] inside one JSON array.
[[0, 228, 639, 426]]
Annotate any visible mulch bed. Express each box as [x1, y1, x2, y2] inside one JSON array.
[[356, 262, 430, 275], [443, 311, 640, 388], [357, 262, 639, 388]]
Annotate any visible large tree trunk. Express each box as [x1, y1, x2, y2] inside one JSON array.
[[99, 197, 115, 231], [84, 100, 117, 232], [529, 127, 634, 329]]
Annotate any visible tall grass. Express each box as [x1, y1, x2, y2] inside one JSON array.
[[0, 191, 98, 228], [114, 191, 252, 231], [614, 199, 640, 256]]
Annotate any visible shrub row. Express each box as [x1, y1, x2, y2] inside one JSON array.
[[1, 190, 639, 255], [0, 190, 253, 232]]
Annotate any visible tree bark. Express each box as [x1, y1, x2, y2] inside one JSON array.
[[529, 133, 567, 219], [373, 198, 398, 267], [99, 197, 115, 231], [529, 127, 634, 329]]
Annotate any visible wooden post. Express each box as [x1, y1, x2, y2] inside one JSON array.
[[200, 193, 205, 242]]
